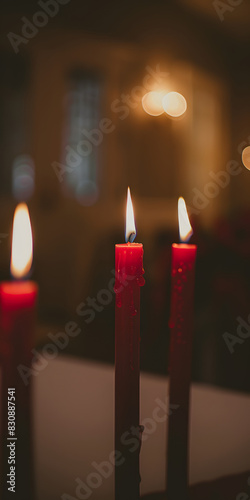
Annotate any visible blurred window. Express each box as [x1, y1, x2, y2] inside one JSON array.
[[62, 71, 101, 206], [0, 55, 30, 197]]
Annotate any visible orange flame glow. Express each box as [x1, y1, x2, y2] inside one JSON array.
[[125, 187, 136, 243], [11, 203, 33, 278], [178, 197, 193, 242]]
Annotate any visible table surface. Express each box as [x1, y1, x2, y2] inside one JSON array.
[[32, 355, 250, 500], [142, 471, 250, 500]]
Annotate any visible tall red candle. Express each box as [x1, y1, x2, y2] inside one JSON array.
[[167, 197, 197, 500], [115, 188, 145, 500], [0, 203, 38, 500]]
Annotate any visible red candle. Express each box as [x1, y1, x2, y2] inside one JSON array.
[[115, 188, 145, 500], [0, 203, 38, 500], [167, 197, 197, 500]]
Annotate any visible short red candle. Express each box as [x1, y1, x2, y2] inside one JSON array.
[[114, 189, 145, 500], [0, 204, 37, 500], [167, 198, 197, 500]]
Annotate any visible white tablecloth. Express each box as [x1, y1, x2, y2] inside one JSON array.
[[33, 356, 250, 500]]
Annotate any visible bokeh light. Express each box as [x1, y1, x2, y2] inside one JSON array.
[[142, 91, 164, 116], [162, 91, 187, 118], [242, 146, 250, 170]]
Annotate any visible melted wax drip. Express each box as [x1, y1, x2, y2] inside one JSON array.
[[114, 256, 145, 307]]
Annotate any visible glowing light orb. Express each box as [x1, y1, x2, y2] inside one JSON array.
[[142, 91, 164, 116], [163, 92, 187, 118], [242, 146, 250, 171]]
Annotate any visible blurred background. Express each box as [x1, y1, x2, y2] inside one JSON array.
[[1, 0, 250, 395]]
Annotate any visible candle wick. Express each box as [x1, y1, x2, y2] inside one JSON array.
[[126, 232, 136, 243]]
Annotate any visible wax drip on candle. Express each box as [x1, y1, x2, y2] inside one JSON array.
[[136, 266, 145, 287], [114, 256, 145, 304]]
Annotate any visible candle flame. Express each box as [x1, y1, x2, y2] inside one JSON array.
[[178, 197, 193, 242], [11, 203, 33, 279], [125, 187, 136, 243]]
